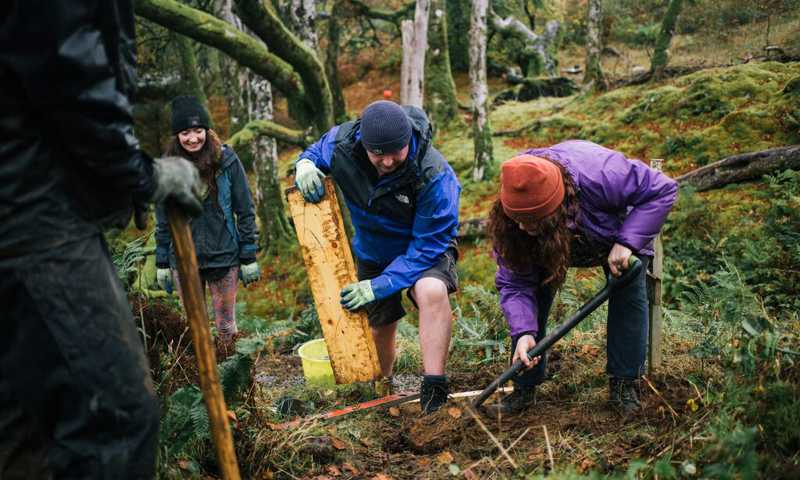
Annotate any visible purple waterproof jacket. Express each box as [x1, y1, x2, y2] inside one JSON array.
[[495, 140, 679, 337]]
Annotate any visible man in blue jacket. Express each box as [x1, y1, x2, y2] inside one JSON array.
[[295, 101, 461, 414]]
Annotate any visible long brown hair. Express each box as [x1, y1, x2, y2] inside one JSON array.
[[165, 128, 223, 189], [488, 159, 579, 289]]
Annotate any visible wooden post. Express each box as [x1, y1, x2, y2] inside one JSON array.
[[648, 159, 664, 374], [287, 179, 382, 384], [166, 203, 241, 480]]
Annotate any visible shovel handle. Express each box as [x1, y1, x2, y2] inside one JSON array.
[[472, 257, 643, 408], [167, 202, 241, 480]]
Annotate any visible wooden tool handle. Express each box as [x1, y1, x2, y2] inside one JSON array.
[[166, 202, 241, 480]]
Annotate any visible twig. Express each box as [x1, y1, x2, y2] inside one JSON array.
[[543, 425, 554, 471], [464, 405, 518, 469], [490, 427, 532, 467], [642, 375, 679, 419]]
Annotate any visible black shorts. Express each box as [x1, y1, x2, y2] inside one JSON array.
[[356, 248, 459, 327]]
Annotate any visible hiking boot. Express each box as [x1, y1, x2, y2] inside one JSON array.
[[483, 385, 537, 416], [420, 375, 449, 414], [609, 377, 641, 417]]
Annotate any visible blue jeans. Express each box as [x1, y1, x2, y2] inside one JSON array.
[[513, 257, 650, 387]]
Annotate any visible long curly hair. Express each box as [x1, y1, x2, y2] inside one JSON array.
[[488, 159, 579, 289], [165, 128, 223, 191]]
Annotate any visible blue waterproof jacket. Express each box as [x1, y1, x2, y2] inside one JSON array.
[[155, 145, 257, 270], [297, 106, 461, 300]]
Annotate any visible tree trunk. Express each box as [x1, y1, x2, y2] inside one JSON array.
[[650, 0, 684, 80], [583, 0, 607, 91], [248, 78, 292, 251], [489, 13, 559, 77], [674, 145, 800, 191], [175, 33, 208, 104], [220, 0, 292, 251], [425, 0, 461, 128], [469, 0, 492, 181], [275, 0, 319, 50], [446, 0, 471, 73], [401, 0, 430, 108], [400, 20, 415, 105], [325, 0, 348, 123]]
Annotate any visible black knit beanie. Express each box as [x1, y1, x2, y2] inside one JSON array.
[[360, 100, 412, 154], [170, 95, 211, 134]]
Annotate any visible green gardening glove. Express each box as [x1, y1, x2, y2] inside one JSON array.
[[340, 280, 375, 311], [294, 159, 326, 203], [151, 156, 204, 216]]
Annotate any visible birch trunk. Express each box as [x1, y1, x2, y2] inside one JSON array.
[[221, 0, 291, 251], [424, 0, 461, 127], [400, 20, 415, 105], [583, 0, 607, 91], [470, 0, 492, 181], [401, 0, 430, 108]]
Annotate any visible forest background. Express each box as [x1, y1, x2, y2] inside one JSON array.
[[112, 0, 800, 478]]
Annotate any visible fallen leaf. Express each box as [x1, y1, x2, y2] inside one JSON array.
[[226, 410, 238, 422], [447, 407, 462, 419], [371, 474, 393, 480], [579, 458, 595, 473], [388, 407, 401, 417], [360, 437, 374, 447], [464, 469, 479, 480], [448, 464, 461, 475], [325, 465, 342, 476], [330, 436, 347, 450], [342, 463, 359, 475], [260, 470, 274, 479], [416, 457, 431, 468], [437, 451, 454, 465]]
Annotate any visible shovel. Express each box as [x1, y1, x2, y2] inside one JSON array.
[[166, 202, 241, 480], [472, 257, 644, 409]]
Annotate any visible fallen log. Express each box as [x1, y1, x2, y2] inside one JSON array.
[[674, 145, 800, 191]]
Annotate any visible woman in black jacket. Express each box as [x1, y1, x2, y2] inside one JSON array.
[[155, 96, 260, 342]]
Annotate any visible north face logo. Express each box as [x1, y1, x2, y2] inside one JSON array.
[[395, 193, 410, 204]]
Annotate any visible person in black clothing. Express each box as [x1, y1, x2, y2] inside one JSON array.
[[0, 1, 203, 478]]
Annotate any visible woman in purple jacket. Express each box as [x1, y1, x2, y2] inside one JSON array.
[[487, 140, 678, 417]]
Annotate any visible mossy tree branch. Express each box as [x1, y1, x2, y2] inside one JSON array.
[[227, 120, 315, 150], [134, 0, 306, 114], [233, 0, 334, 132], [343, 0, 415, 25]]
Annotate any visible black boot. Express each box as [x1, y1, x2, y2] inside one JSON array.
[[609, 377, 641, 416], [420, 375, 449, 414], [483, 385, 537, 415]]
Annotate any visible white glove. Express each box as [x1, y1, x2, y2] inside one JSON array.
[[295, 159, 326, 203]]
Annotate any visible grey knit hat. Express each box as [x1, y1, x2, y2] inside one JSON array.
[[360, 101, 412, 154]]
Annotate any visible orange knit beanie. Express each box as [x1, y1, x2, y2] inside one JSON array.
[[500, 154, 565, 219]]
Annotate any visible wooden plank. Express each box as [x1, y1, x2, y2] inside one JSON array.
[[167, 203, 241, 480], [286, 178, 381, 384], [648, 159, 665, 374]]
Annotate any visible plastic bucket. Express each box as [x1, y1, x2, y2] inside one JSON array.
[[298, 338, 335, 387]]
